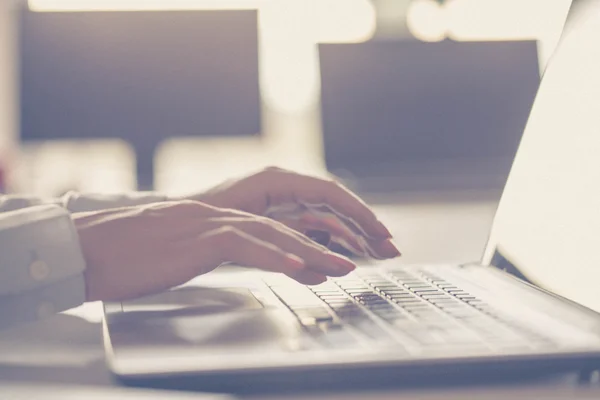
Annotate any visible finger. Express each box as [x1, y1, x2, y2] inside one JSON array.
[[185, 226, 327, 285], [129, 200, 228, 220], [259, 170, 392, 239], [209, 215, 333, 254], [276, 215, 364, 254], [157, 200, 270, 220], [364, 237, 402, 258], [300, 212, 365, 251], [206, 217, 356, 277], [244, 216, 357, 276], [287, 269, 328, 285]]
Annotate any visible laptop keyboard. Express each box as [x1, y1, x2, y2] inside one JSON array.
[[266, 268, 555, 354]]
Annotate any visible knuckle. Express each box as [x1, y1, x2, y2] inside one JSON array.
[[329, 178, 344, 189], [257, 166, 289, 179], [136, 203, 159, 215], [178, 199, 197, 206], [169, 199, 207, 214], [212, 225, 241, 246], [176, 199, 202, 208], [263, 165, 286, 173], [136, 202, 174, 217]]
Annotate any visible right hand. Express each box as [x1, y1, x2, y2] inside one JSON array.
[[73, 200, 357, 302]]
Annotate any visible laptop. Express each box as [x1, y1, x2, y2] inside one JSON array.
[[104, 0, 600, 393]]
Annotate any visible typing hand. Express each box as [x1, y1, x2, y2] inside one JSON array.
[[74, 200, 357, 302], [184, 167, 401, 259]]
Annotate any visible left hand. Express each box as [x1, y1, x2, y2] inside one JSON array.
[[182, 167, 401, 259]]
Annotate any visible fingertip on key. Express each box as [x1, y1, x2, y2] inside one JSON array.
[[381, 239, 402, 258], [327, 252, 356, 274]]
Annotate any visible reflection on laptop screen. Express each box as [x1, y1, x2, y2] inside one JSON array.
[[484, 0, 600, 312]]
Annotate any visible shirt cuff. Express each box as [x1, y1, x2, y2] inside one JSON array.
[[0, 274, 86, 330], [61, 191, 169, 213], [0, 204, 86, 296]]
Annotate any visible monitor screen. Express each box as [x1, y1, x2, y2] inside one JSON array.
[[319, 40, 540, 189], [484, 0, 600, 312], [19, 8, 261, 186]]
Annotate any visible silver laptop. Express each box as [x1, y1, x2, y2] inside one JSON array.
[[104, 0, 600, 392]]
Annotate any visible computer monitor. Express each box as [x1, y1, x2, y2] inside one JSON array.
[[19, 7, 261, 189]]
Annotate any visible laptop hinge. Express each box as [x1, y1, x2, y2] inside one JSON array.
[[488, 248, 537, 286]]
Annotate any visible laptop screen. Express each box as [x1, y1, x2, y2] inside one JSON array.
[[484, 0, 600, 312]]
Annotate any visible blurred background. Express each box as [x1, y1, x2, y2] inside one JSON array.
[[0, 0, 572, 198]]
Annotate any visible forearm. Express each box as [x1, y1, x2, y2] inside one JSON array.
[[0, 191, 169, 214], [0, 190, 170, 330]]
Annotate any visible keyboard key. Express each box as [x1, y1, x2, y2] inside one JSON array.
[[386, 292, 414, 297], [335, 311, 364, 320], [428, 298, 459, 305], [404, 283, 431, 288], [271, 287, 323, 307], [296, 310, 332, 321], [354, 294, 383, 302], [368, 282, 396, 288], [439, 285, 459, 290], [420, 293, 448, 299], [318, 294, 348, 301], [344, 287, 373, 293], [364, 301, 391, 308], [325, 297, 353, 304], [380, 287, 409, 292], [309, 290, 338, 296], [329, 299, 354, 306], [393, 298, 423, 304], [368, 302, 395, 310]]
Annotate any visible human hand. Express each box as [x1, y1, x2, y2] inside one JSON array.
[[186, 167, 401, 258], [74, 200, 356, 302]]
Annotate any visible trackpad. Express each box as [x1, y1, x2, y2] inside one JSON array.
[[117, 287, 296, 352], [122, 286, 266, 313]]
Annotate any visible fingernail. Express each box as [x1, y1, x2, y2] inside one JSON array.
[[380, 239, 402, 258], [327, 252, 356, 273], [376, 221, 393, 239], [285, 253, 306, 271]]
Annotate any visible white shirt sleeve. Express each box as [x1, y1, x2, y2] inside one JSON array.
[[0, 191, 169, 330]]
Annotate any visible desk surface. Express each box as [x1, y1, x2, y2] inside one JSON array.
[[1, 192, 594, 398]]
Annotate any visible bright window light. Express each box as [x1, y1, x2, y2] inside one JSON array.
[[406, 0, 447, 42], [314, 0, 377, 44], [28, 0, 266, 12], [28, 0, 376, 115], [445, 0, 570, 41], [445, 0, 571, 68], [259, 0, 376, 114], [18, 140, 136, 195], [407, 0, 572, 69]]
